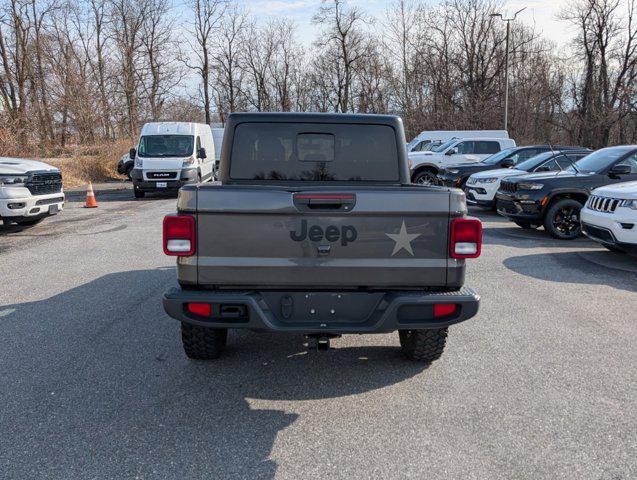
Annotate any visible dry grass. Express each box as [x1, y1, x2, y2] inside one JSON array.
[[38, 140, 130, 188]]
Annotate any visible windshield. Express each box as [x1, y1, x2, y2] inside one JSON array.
[[431, 139, 456, 152], [481, 148, 516, 165], [569, 147, 633, 173], [516, 152, 556, 171], [138, 135, 194, 158]]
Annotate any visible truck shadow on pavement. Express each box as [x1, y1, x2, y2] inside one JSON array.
[[503, 251, 637, 292], [0, 267, 425, 479]]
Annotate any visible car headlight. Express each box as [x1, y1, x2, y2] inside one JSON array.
[[477, 177, 498, 183], [447, 169, 459, 174], [619, 199, 637, 210], [0, 174, 29, 186], [134, 156, 142, 168], [517, 183, 544, 191]]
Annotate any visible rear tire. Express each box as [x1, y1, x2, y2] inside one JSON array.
[[134, 187, 145, 198], [543, 198, 583, 240], [181, 323, 227, 360], [399, 328, 448, 364]]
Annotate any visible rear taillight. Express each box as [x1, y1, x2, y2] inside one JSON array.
[[163, 215, 195, 256], [187, 303, 210, 317], [450, 218, 482, 259], [434, 303, 457, 317]]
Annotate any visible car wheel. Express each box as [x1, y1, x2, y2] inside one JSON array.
[[399, 328, 448, 364], [134, 187, 145, 198], [412, 170, 437, 186], [543, 198, 583, 240], [513, 220, 538, 229], [181, 323, 228, 360], [15, 218, 43, 226]]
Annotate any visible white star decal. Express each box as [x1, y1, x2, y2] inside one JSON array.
[[386, 221, 421, 256]]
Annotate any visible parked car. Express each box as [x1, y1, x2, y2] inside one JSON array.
[[116, 153, 133, 180], [162, 112, 481, 364], [581, 180, 637, 255], [496, 145, 637, 239], [0, 158, 64, 226], [466, 149, 591, 209], [407, 130, 509, 153], [130, 122, 217, 198], [410, 137, 517, 185], [436, 145, 588, 188], [211, 126, 224, 179]]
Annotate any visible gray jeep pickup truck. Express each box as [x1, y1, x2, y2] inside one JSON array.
[[163, 112, 481, 364]]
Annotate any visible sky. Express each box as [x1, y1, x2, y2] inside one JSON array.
[[233, 0, 577, 48]]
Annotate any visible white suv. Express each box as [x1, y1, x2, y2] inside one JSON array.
[[580, 181, 637, 255], [409, 137, 516, 184], [466, 150, 591, 208], [0, 158, 64, 226]]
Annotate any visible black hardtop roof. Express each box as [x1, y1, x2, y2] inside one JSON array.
[[226, 111, 403, 126]]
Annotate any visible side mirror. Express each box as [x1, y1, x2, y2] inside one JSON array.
[[129, 148, 136, 160], [609, 164, 631, 176], [501, 159, 514, 168], [198, 147, 207, 159], [446, 147, 458, 156]]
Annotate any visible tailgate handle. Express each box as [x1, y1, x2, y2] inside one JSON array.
[[293, 194, 356, 211]]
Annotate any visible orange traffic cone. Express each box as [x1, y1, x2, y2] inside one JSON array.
[[84, 182, 98, 208]]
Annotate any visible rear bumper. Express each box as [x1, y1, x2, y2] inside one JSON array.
[[163, 287, 480, 333]]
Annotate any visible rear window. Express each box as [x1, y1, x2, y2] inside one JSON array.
[[230, 123, 399, 181]]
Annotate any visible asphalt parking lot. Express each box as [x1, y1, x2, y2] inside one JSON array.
[[1, 187, 636, 480]]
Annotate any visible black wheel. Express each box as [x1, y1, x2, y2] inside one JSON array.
[[15, 218, 43, 226], [412, 170, 438, 186], [125, 164, 134, 180], [602, 243, 624, 253], [134, 187, 145, 198], [543, 198, 583, 240], [181, 323, 228, 360], [399, 328, 448, 364], [513, 220, 538, 229]]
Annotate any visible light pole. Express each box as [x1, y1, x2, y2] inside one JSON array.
[[491, 7, 526, 131]]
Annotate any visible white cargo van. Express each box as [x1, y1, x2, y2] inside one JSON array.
[[211, 127, 224, 179], [407, 130, 509, 153], [130, 122, 215, 198]]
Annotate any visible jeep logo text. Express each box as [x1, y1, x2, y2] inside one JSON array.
[[290, 220, 357, 246]]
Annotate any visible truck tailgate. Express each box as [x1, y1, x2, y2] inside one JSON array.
[[190, 185, 453, 289]]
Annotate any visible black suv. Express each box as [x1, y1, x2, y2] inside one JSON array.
[[465, 149, 591, 209], [496, 145, 637, 239], [436, 145, 585, 188]]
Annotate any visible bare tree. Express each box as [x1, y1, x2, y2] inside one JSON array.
[[187, 0, 225, 124], [313, 0, 370, 112]]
